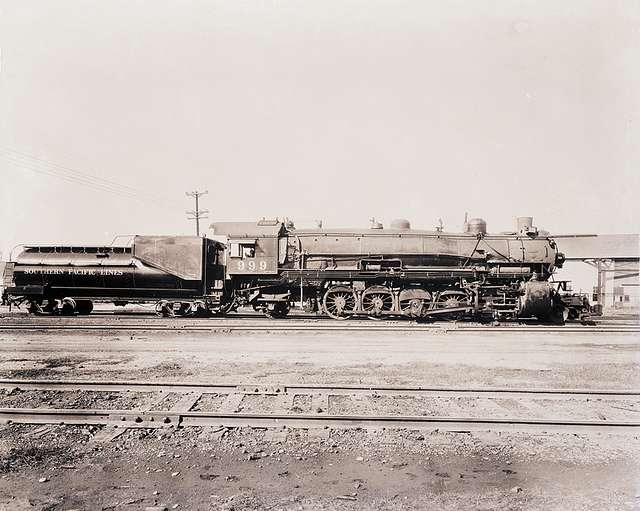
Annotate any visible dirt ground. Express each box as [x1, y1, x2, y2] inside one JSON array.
[[0, 317, 638, 509], [0, 328, 637, 389], [0, 423, 637, 510]]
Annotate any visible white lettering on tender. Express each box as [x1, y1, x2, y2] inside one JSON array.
[[23, 268, 124, 276]]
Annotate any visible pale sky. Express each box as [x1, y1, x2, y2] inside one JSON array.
[[0, 0, 638, 262]]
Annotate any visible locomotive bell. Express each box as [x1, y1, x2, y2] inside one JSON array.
[[390, 218, 411, 230], [467, 218, 487, 235]]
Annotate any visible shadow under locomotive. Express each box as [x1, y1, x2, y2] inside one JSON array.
[[1, 216, 590, 323]]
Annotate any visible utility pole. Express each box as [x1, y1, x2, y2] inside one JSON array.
[[186, 190, 209, 236]]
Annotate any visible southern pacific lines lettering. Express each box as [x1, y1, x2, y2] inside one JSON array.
[[24, 269, 124, 276]]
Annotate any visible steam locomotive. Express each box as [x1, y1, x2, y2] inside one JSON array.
[[2, 216, 571, 321]]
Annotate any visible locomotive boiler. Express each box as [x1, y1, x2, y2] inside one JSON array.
[[211, 216, 567, 321], [4, 236, 226, 315]]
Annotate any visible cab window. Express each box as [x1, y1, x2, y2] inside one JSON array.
[[229, 243, 241, 258], [229, 242, 255, 258]]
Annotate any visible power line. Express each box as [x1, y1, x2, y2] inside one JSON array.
[[1, 147, 151, 196], [0, 147, 181, 207], [186, 190, 209, 237], [3, 154, 150, 201]]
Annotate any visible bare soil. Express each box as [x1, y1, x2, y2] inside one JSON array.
[[0, 329, 637, 391], [0, 423, 637, 510], [0, 317, 638, 509], [0, 389, 153, 410]]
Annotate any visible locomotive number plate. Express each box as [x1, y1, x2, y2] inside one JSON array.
[[230, 258, 276, 274]]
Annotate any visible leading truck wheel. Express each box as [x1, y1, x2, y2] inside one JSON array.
[[75, 300, 94, 315], [549, 304, 569, 325]]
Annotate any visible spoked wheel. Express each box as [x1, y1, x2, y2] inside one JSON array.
[[361, 286, 394, 320], [434, 291, 472, 319], [400, 297, 432, 318], [322, 286, 357, 320], [264, 302, 290, 319]]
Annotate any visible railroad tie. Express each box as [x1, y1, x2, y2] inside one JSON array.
[[26, 425, 54, 439], [491, 398, 533, 416], [479, 398, 513, 418], [141, 394, 171, 412], [90, 426, 128, 444], [311, 393, 330, 414], [169, 392, 203, 413], [220, 393, 245, 413], [277, 392, 296, 412]]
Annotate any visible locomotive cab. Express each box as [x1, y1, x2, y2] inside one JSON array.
[[212, 220, 285, 276]]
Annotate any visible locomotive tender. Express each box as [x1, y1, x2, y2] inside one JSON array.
[[2, 216, 568, 321], [3, 236, 226, 315]]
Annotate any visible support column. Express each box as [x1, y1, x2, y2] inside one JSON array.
[[596, 259, 604, 307]]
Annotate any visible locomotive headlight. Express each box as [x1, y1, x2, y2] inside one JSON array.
[[555, 252, 566, 268]]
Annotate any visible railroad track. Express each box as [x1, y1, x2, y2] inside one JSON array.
[[1, 379, 639, 396], [0, 321, 638, 333], [2, 308, 637, 332], [1, 379, 638, 433]]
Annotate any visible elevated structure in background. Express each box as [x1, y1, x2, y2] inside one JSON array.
[[553, 234, 640, 312]]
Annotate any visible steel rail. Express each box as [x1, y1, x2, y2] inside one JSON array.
[[4, 312, 635, 326], [0, 323, 637, 333], [0, 379, 637, 398], [0, 407, 637, 433]]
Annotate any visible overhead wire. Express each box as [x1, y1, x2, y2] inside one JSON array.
[[0, 147, 183, 207], [1, 149, 176, 205], [1, 151, 145, 200], [2, 154, 152, 201], [1, 147, 159, 198]]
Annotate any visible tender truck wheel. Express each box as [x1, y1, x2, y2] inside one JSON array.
[[75, 299, 94, 315]]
